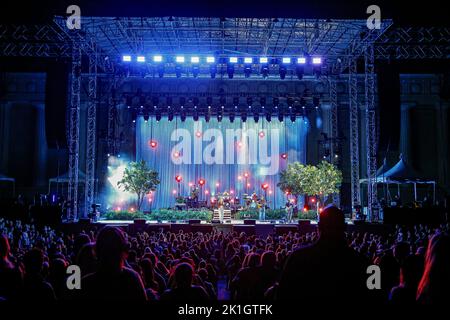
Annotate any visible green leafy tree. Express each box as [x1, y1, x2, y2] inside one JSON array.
[[117, 160, 160, 211], [278, 161, 342, 210]]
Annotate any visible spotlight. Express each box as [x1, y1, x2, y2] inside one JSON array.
[[233, 97, 239, 107], [278, 111, 284, 122], [229, 57, 238, 63], [244, 57, 253, 64], [273, 97, 279, 107], [296, 65, 304, 80], [137, 56, 146, 62], [253, 113, 259, 123], [191, 56, 200, 63], [219, 96, 226, 107], [175, 175, 183, 183], [192, 65, 200, 78], [205, 113, 210, 122], [261, 64, 269, 78], [157, 64, 164, 78], [153, 55, 163, 62], [206, 56, 215, 63], [229, 112, 235, 123], [193, 97, 199, 107], [217, 112, 223, 122], [259, 131, 265, 138], [209, 64, 217, 78], [259, 57, 268, 64], [193, 112, 199, 121], [282, 57, 291, 64], [241, 112, 247, 122], [176, 56, 185, 63], [312, 57, 322, 65], [143, 113, 150, 122], [166, 97, 172, 107], [168, 112, 174, 122], [122, 55, 132, 62], [206, 97, 213, 107], [281, 153, 288, 159], [279, 65, 287, 79], [227, 64, 235, 79], [313, 96, 320, 108], [247, 97, 253, 107], [156, 112, 162, 122], [244, 65, 252, 78], [290, 113, 296, 122], [265, 112, 271, 122], [297, 57, 307, 64], [260, 97, 266, 107], [175, 65, 182, 78]]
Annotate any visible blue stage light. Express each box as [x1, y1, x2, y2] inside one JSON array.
[[153, 55, 163, 62], [259, 57, 268, 64], [244, 57, 253, 64], [206, 56, 215, 63], [297, 57, 306, 64], [122, 55, 132, 62], [137, 56, 146, 62], [191, 56, 200, 63], [176, 56, 185, 63], [229, 57, 238, 63], [282, 57, 291, 64], [312, 57, 322, 65]]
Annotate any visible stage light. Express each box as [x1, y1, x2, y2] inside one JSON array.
[[175, 65, 182, 78], [244, 57, 253, 64], [198, 178, 206, 186], [188, 182, 193, 187], [261, 183, 269, 190], [191, 56, 200, 63], [253, 113, 259, 123], [243, 172, 249, 178], [237, 141, 243, 148], [290, 113, 296, 122], [247, 183, 251, 188], [217, 112, 223, 122], [206, 56, 215, 63], [209, 64, 217, 79], [265, 113, 271, 122], [173, 151, 180, 158], [260, 97, 266, 107], [227, 64, 235, 79], [261, 64, 269, 78], [153, 55, 163, 62], [193, 112, 199, 121], [149, 140, 158, 148], [157, 64, 164, 78], [176, 56, 185, 63], [269, 190, 273, 195], [156, 112, 162, 122], [122, 55, 132, 62], [244, 65, 252, 78], [247, 97, 252, 107], [168, 112, 174, 122], [229, 112, 235, 123], [229, 57, 238, 63], [241, 112, 247, 122], [296, 65, 304, 80], [137, 56, 146, 62], [192, 65, 200, 78], [205, 190, 209, 195], [175, 175, 183, 183], [172, 189, 177, 195], [259, 57, 268, 64], [238, 175, 242, 180], [278, 112, 284, 122], [279, 65, 287, 79], [259, 131, 265, 138], [282, 57, 291, 64], [297, 57, 306, 64], [312, 57, 322, 65], [313, 96, 320, 108], [215, 182, 220, 187], [281, 153, 288, 159]]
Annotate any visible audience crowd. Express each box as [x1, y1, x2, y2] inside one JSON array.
[[1, 206, 449, 304]]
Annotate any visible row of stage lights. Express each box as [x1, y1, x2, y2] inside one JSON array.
[[122, 55, 322, 65], [121, 55, 323, 79], [127, 95, 320, 123]]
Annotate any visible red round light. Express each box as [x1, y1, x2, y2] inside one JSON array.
[[149, 140, 158, 148], [175, 175, 182, 183]]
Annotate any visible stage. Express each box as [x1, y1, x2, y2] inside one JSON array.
[[57, 218, 395, 239]]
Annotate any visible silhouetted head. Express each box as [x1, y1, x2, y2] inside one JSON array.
[[318, 205, 346, 241], [261, 251, 276, 269], [24, 248, 44, 275], [95, 226, 128, 268], [174, 262, 194, 289]]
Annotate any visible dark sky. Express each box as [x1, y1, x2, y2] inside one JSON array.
[[0, 0, 448, 26]]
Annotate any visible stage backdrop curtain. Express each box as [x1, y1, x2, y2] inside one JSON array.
[[136, 116, 307, 210]]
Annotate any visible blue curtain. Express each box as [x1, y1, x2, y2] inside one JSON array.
[[136, 116, 307, 210]]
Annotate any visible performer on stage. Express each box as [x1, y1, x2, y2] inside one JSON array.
[[285, 200, 293, 223], [258, 196, 266, 221]]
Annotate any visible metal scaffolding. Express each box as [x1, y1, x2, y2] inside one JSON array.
[[84, 41, 98, 218], [1, 17, 450, 219], [348, 57, 360, 210], [365, 40, 378, 221], [328, 77, 340, 207], [67, 41, 81, 221]]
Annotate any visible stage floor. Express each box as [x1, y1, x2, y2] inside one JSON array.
[[96, 219, 355, 225]]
